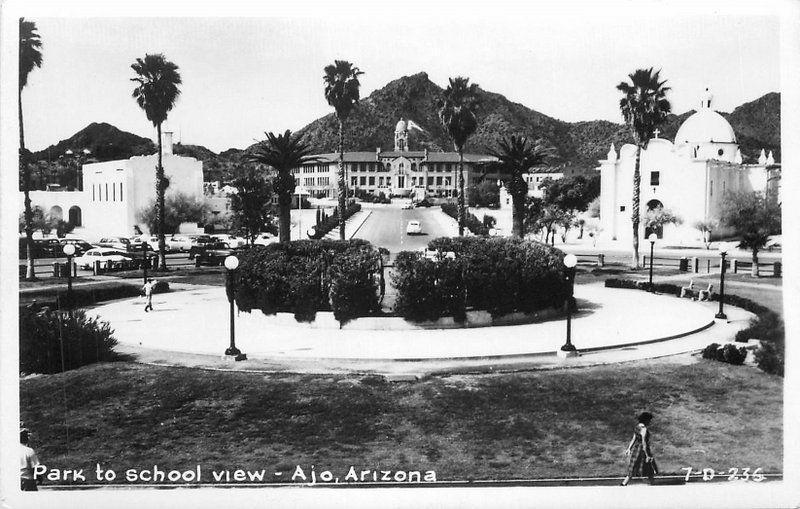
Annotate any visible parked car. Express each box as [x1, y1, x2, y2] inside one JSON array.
[[212, 234, 246, 248], [130, 235, 162, 252], [18, 237, 62, 258], [187, 235, 216, 258], [97, 236, 142, 252], [74, 248, 133, 269], [406, 220, 423, 235], [58, 238, 96, 256], [194, 242, 239, 266], [253, 233, 278, 246], [166, 235, 194, 252]]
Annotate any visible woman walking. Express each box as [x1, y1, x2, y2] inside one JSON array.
[[621, 411, 657, 486]]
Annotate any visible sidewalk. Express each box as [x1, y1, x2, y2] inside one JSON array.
[[323, 209, 373, 240]]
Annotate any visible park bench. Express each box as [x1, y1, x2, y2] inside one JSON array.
[[680, 279, 713, 301], [573, 253, 605, 267]]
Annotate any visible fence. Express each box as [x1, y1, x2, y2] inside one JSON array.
[[642, 255, 689, 271]]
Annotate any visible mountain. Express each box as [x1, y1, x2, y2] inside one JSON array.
[[28, 76, 780, 182], [31, 122, 157, 162]]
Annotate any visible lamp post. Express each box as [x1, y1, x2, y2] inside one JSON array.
[[648, 233, 657, 292], [62, 243, 76, 307], [224, 255, 246, 360], [141, 243, 149, 285], [715, 249, 728, 320], [558, 254, 579, 358]]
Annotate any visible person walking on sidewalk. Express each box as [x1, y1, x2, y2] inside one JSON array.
[[621, 411, 658, 485], [143, 278, 155, 312], [20, 426, 41, 491]]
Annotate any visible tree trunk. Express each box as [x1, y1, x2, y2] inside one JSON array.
[[337, 119, 347, 240], [751, 248, 759, 277], [156, 123, 167, 270], [279, 190, 291, 243], [511, 189, 525, 239], [631, 145, 642, 268], [20, 87, 36, 280], [457, 149, 465, 236]]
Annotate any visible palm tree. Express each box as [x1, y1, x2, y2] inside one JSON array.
[[438, 76, 480, 236], [617, 68, 671, 268], [247, 130, 321, 243], [323, 60, 363, 240], [488, 134, 554, 238], [131, 54, 182, 270], [19, 18, 43, 280]]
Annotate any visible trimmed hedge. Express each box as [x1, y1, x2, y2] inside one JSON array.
[[309, 203, 362, 239], [701, 342, 747, 366], [19, 281, 170, 309], [605, 277, 784, 376], [19, 307, 118, 374], [441, 203, 489, 236], [233, 239, 381, 324], [393, 237, 570, 321]]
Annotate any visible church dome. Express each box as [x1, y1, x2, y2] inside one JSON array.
[[674, 89, 736, 144], [395, 119, 407, 132]]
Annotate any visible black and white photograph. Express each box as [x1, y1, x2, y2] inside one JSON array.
[[1, 1, 798, 507]]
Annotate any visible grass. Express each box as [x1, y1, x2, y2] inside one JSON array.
[[20, 359, 782, 485]]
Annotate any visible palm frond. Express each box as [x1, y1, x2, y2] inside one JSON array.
[[130, 53, 182, 127], [19, 18, 43, 90]]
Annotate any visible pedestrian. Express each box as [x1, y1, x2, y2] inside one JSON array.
[[621, 411, 658, 486], [143, 278, 155, 312], [20, 425, 41, 491]]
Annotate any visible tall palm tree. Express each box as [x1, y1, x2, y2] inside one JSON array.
[[131, 54, 182, 270], [489, 135, 554, 238], [323, 60, 363, 240], [438, 76, 480, 236], [617, 68, 671, 268], [19, 18, 43, 280], [247, 130, 321, 243]]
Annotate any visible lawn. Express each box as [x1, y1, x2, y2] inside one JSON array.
[[20, 358, 782, 486]]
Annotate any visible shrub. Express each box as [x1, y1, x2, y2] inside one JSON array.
[[309, 203, 362, 239], [393, 237, 569, 321], [701, 343, 720, 360], [19, 307, 118, 374], [721, 343, 747, 365], [233, 239, 381, 324], [416, 198, 432, 208], [755, 339, 784, 376], [604, 278, 681, 296], [20, 281, 169, 309], [440, 203, 489, 236]]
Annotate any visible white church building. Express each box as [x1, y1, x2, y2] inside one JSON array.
[[20, 132, 204, 241], [598, 90, 780, 244]]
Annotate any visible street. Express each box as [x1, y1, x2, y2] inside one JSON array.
[[352, 204, 457, 253]]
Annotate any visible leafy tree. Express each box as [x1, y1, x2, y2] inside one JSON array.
[[247, 130, 321, 243], [137, 192, 208, 236], [718, 191, 781, 276], [587, 196, 601, 219], [131, 53, 182, 270], [617, 68, 671, 267], [533, 204, 573, 246], [438, 76, 480, 236], [19, 18, 43, 280], [468, 179, 500, 208], [693, 219, 718, 249], [324, 60, 364, 240], [540, 174, 600, 212], [19, 206, 54, 236], [488, 135, 553, 238], [228, 170, 276, 245], [642, 207, 682, 237]]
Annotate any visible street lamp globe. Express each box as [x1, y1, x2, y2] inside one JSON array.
[[64, 149, 74, 156], [648, 233, 658, 243], [718, 248, 728, 257], [564, 254, 577, 268], [62, 244, 76, 256], [224, 255, 239, 271], [82, 148, 91, 155]]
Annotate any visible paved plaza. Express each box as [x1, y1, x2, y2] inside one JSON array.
[[91, 282, 754, 375]]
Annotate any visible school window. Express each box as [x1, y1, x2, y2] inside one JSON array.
[[92, 184, 96, 201], [428, 176, 434, 185], [105, 183, 108, 201], [650, 171, 660, 186], [112, 182, 116, 201], [360, 176, 366, 186], [368, 176, 375, 186], [436, 177, 443, 185], [620, 206, 626, 212], [710, 180, 713, 196], [120, 183, 123, 201]]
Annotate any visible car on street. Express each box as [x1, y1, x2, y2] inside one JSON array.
[[253, 233, 278, 246], [19, 237, 62, 258], [187, 235, 216, 258], [58, 238, 96, 256], [194, 242, 240, 266], [401, 203, 414, 210], [406, 220, 423, 235], [97, 236, 142, 252], [166, 235, 194, 252], [74, 248, 133, 269], [131, 235, 162, 252], [212, 234, 246, 248]]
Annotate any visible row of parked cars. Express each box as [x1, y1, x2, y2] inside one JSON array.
[[19, 233, 279, 269]]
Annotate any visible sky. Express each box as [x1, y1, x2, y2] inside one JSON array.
[[20, 12, 780, 153]]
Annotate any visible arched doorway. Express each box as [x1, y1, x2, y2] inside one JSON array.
[[49, 205, 63, 221], [68, 206, 82, 226], [644, 199, 665, 238]]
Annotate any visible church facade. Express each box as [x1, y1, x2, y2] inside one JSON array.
[[292, 119, 497, 200], [597, 90, 780, 244]]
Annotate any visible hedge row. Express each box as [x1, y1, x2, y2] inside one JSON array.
[[604, 278, 783, 376], [233, 239, 381, 324], [393, 237, 570, 322], [20, 281, 169, 309], [19, 307, 118, 374], [701, 342, 747, 365], [309, 203, 362, 239], [440, 203, 489, 236]]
